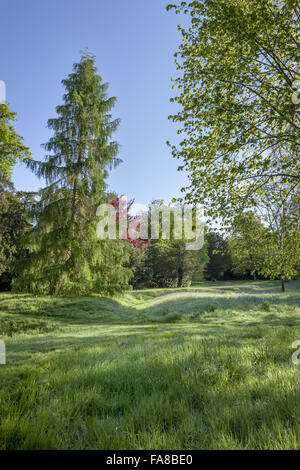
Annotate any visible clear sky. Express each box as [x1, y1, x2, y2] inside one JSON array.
[[1, 0, 190, 209]]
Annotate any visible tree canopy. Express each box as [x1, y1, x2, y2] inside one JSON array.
[[0, 103, 31, 179], [228, 212, 268, 280], [0, 179, 36, 289], [167, 0, 300, 223], [14, 53, 131, 295]]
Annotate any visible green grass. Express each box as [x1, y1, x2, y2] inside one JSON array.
[[0, 280, 299, 449]]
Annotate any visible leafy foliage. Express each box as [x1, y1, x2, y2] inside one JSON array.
[[0, 179, 36, 289], [110, 195, 151, 251], [204, 232, 232, 280], [167, 0, 300, 222], [124, 201, 208, 288], [13, 53, 132, 295], [257, 182, 300, 290], [228, 212, 268, 280], [141, 238, 207, 288], [0, 104, 31, 178]]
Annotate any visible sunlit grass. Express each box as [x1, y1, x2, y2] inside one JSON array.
[[0, 281, 299, 449]]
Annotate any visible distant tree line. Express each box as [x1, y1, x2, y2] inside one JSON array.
[[1, 177, 299, 292]]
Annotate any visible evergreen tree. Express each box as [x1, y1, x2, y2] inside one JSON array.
[[14, 53, 131, 295]]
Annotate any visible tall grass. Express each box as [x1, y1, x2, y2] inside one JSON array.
[[0, 281, 299, 449]]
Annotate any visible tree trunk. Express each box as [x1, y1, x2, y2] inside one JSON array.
[[54, 274, 65, 296], [281, 278, 285, 292], [177, 267, 183, 288], [253, 271, 256, 280]]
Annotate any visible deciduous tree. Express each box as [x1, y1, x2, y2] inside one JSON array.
[[257, 182, 300, 291], [0, 179, 36, 290], [0, 103, 31, 178], [228, 212, 268, 280], [167, 0, 300, 222]]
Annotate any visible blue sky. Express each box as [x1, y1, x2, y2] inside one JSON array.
[[1, 0, 190, 208]]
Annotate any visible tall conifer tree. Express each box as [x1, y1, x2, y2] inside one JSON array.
[[14, 52, 131, 295]]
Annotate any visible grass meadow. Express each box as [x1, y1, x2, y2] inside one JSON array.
[[0, 281, 299, 450]]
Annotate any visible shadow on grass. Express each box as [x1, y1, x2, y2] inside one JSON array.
[[4, 315, 298, 368], [2, 330, 298, 449], [0, 296, 140, 326]]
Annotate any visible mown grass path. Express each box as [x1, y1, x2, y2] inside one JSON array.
[[0, 281, 299, 449]]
